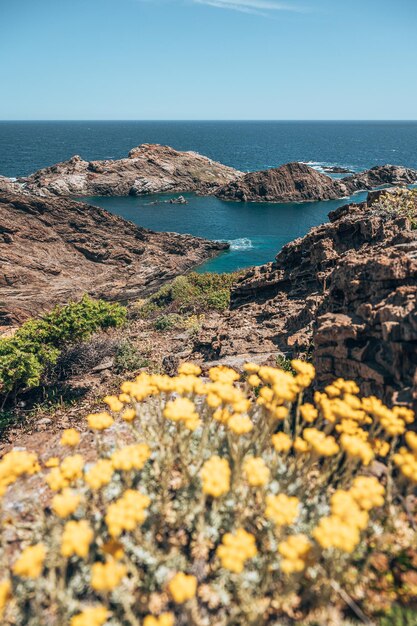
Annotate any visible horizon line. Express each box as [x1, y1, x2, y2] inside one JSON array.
[[1, 119, 417, 123]]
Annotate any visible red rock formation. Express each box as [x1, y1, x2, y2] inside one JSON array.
[[0, 191, 228, 326]]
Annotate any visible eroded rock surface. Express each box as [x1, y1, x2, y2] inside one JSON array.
[[18, 144, 242, 197], [194, 193, 417, 407], [215, 162, 417, 203], [0, 191, 228, 325]]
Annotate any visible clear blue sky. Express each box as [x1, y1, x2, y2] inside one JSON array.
[[1, 0, 416, 120]]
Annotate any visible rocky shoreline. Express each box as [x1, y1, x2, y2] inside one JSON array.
[[0, 191, 228, 326], [1, 143, 416, 204]]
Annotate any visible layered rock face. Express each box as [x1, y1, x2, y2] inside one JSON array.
[[215, 162, 417, 203], [196, 193, 417, 407], [18, 144, 242, 197], [215, 162, 347, 202], [0, 191, 228, 326]]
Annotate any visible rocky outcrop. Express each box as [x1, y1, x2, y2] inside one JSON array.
[[343, 165, 417, 193], [18, 144, 242, 197], [215, 162, 417, 203], [0, 191, 228, 326], [194, 192, 417, 408], [215, 162, 347, 203]]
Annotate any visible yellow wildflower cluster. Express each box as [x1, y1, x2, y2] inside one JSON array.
[[201, 456, 231, 497], [278, 535, 311, 574], [91, 560, 127, 592], [0, 449, 39, 497], [168, 573, 197, 604], [61, 520, 94, 558], [265, 494, 300, 527], [217, 528, 257, 573], [105, 489, 150, 537], [1, 360, 416, 626], [13, 544, 46, 578]]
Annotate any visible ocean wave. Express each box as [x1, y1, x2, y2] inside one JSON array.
[[227, 238, 254, 250]]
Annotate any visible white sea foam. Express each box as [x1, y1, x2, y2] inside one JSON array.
[[227, 238, 254, 250]]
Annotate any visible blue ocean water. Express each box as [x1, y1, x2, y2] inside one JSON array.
[[1, 121, 416, 272]]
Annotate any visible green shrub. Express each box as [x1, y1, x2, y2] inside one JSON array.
[[144, 271, 241, 316], [0, 296, 126, 405], [114, 339, 149, 373], [153, 313, 183, 332]]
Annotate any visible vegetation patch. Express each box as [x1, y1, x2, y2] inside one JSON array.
[[0, 296, 126, 409], [1, 361, 417, 624]]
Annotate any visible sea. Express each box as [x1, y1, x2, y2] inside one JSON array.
[[1, 120, 417, 273]]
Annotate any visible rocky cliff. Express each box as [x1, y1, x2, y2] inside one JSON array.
[[0, 191, 228, 326], [194, 190, 417, 408], [17, 144, 242, 197], [215, 162, 417, 203]]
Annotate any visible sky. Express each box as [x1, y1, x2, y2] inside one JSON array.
[[0, 0, 416, 120]]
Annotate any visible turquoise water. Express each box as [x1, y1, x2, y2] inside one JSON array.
[[1, 120, 415, 272], [83, 191, 368, 273]]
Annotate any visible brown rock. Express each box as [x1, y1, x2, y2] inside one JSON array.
[[17, 144, 242, 197], [0, 191, 228, 325]]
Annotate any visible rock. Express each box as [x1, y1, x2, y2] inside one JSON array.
[[169, 196, 188, 204], [343, 165, 417, 193], [199, 191, 417, 408], [215, 162, 348, 203], [17, 144, 242, 197], [215, 162, 417, 204], [321, 166, 355, 174], [0, 190, 229, 325]]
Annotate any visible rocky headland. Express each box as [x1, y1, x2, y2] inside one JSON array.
[[0, 190, 228, 326], [14, 144, 242, 197], [193, 189, 417, 408], [215, 162, 417, 203], [1, 145, 416, 204]]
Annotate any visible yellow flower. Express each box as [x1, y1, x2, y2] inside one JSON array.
[[91, 560, 127, 592], [349, 476, 385, 510], [105, 490, 150, 537], [213, 408, 232, 424], [111, 443, 151, 472], [278, 534, 311, 574], [217, 528, 257, 573], [60, 428, 80, 447], [371, 438, 390, 458], [121, 408, 137, 423], [163, 397, 201, 431], [243, 457, 270, 487], [0, 450, 40, 496], [340, 434, 374, 466], [0, 579, 11, 617], [313, 516, 360, 553], [201, 456, 230, 497], [70, 606, 109, 626], [209, 365, 240, 384], [271, 432, 292, 453], [87, 412, 114, 431], [44, 457, 60, 468], [405, 431, 417, 453], [168, 572, 197, 603], [13, 544, 46, 578], [243, 362, 260, 374], [60, 454, 85, 482], [103, 395, 124, 412], [46, 467, 69, 492], [303, 428, 339, 457], [330, 490, 369, 530], [61, 520, 94, 559], [178, 362, 202, 376], [143, 613, 175, 626], [293, 436, 309, 454], [265, 494, 299, 527], [52, 489, 81, 518], [85, 459, 114, 490], [299, 403, 318, 423], [247, 374, 262, 387], [227, 414, 253, 435]]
